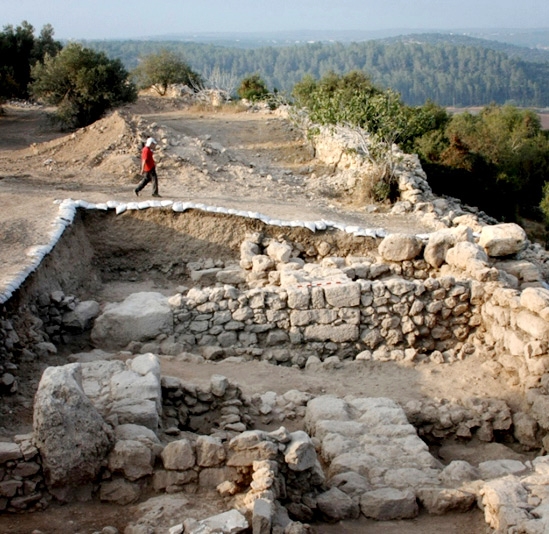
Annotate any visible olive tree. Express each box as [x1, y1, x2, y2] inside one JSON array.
[[31, 42, 137, 129], [132, 49, 202, 96]]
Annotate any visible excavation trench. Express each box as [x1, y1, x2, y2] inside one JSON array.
[[0, 206, 544, 533]]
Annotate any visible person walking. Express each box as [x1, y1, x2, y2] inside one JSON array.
[[135, 137, 160, 197]]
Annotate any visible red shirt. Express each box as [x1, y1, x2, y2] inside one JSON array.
[[141, 146, 156, 172]]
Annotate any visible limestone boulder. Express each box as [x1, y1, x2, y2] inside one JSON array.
[[529, 394, 549, 430], [99, 478, 141, 505], [266, 241, 292, 263], [284, 431, 317, 472], [91, 292, 173, 350], [439, 460, 480, 487], [417, 488, 476, 515], [303, 324, 359, 343], [424, 226, 473, 268], [328, 471, 372, 497], [33, 363, 113, 489], [305, 396, 352, 434], [445, 241, 488, 270], [378, 234, 422, 262], [479, 223, 528, 257], [108, 439, 154, 481], [183, 510, 249, 534], [114, 424, 161, 449], [316, 486, 360, 521], [196, 435, 226, 467], [360, 487, 418, 520], [240, 240, 259, 269], [323, 282, 361, 307], [520, 287, 549, 314], [62, 300, 100, 331], [161, 439, 196, 471], [82, 354, 162, 431], [480, 476, 534, 532], [479, 459, 529, 480], [512, 412, 539, 449]]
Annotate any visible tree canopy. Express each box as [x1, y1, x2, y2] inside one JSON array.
[[31, 42, 137, 129], [132, 49, 202, 95], [0, 21, 61, 100]]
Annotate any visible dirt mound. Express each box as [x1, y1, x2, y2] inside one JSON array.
[[12, 109, 142, 178]]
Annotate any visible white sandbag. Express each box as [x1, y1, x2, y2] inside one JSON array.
[[115, 204, 127, 215]]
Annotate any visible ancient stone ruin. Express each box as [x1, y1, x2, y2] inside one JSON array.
[[2, 123, 549, 533]]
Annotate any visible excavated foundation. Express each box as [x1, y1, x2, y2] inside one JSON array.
[[1, 205, 549, 533]]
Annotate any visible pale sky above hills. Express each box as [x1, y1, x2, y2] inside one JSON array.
[[1, 0, 548, 40]]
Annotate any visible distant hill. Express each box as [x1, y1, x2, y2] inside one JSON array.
[[381, 33, 549, 64], [130, 28, 549, 51], [460, 28, 549, 50], [84, 30, 549, 108]]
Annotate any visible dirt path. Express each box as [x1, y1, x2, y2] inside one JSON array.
[[0, 101, 432, 299]]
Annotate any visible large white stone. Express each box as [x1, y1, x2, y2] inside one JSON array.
[[360, 487, 418, 520], [304, 324, 359, 343], [81, 354, 162, 431], [33, 363, 113, 489], [284, 431, 317, 472], [378, 234, 422, 262], [184, 509, 249, 534], [480, 477, 533, 532], [266, 241, 292, 263], [161, 439, 196, 471], [520, 287, 549, 314], [108, 439, 154, 481], [424, 226, 473, 268], [479, 223, 528, 257], [323, 282, 361, 307], [91, 292, 173, 350], [445, 241, 488, 270]]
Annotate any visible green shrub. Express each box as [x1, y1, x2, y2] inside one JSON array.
[[237, 74, 269, 101]]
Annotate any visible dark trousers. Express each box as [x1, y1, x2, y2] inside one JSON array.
[[136, 168, 159, 195]]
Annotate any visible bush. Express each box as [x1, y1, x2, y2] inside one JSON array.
[[237, 74, 269, 102], [31, 43, 137, 129]]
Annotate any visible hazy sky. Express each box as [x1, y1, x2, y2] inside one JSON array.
[[1, 0, 548, 40]]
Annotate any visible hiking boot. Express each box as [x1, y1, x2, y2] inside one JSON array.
[[152, 193, 161, 197], [134, 189, 139, 197]]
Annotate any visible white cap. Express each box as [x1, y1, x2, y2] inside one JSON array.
[[145, 137, 157, 147]]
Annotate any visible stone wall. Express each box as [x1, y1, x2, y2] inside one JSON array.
[[167, 275, 476, 365], [0, 435, 45, 513], [0, 359, 324, 532]]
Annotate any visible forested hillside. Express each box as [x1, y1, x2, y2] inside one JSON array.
[[85, 35, 549, 107], [381, 33, 549, 63]]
